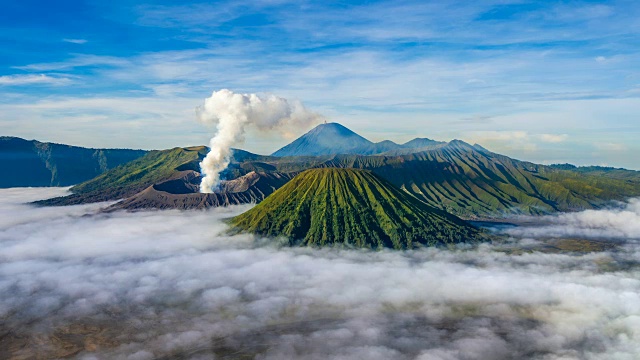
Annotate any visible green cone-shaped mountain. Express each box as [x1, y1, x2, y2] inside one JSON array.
[[230, 168, 482, 249]]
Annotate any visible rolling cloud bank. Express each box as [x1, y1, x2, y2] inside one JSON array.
[[1, 188, 640, 359]]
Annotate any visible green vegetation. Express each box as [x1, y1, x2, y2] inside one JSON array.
[[36, 146, 206, 205], [29, 123, 640, 219], [300, 142, 640, 218], [72, 146, 205, 194], [226, 141, 640, 219], [230, 168, 482, 249], [550, 163, 640, 181]]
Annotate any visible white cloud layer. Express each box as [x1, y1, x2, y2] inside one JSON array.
[[506, 198, 640, 240], [1, 188, 640, 359]]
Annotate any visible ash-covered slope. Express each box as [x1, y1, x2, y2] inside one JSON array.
[[230, 168, 482, 249], [106, 170, 293, 211], [0, 136, 146, 188]]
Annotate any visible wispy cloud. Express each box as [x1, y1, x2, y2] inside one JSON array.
[[135, 3, 247, 29], [0, 95, 203, 149], [463, 130, 538, 153], [0, 74, 73, 86], [62, 38, 87, 44], [539, 133, 568, 143], [597, 142, 627, 151], [14, 54, 129, 71], [461, 131, 569, 155]]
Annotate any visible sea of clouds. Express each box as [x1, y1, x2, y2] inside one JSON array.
[[1, 187, 640, 359]]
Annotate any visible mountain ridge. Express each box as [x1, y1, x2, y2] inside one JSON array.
[[271, 122, 444, 157], [31, 123, 640, 219], [0, 136, 147, 188], [230, 168, 483, 248]]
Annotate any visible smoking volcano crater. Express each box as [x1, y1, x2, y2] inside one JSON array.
[[107, 167, 294, 211]]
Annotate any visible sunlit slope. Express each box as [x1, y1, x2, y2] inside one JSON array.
[[550, 164, 640, 181], [231, 168, 481, 249], [315, 141, 640, 217], [37, 146, 206, 205], [35, 137, 640, 218]]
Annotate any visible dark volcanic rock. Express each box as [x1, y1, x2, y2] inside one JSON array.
[[106, 170, 294, 211]]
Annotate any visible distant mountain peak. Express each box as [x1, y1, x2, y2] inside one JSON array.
[[446, 139, 476, 150], [305, 122, 370, 141], [313, 122, 355, 133], [271, 122, 374, 157], [271, 122, 445, 157]]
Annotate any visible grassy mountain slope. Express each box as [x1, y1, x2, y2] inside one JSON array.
[[36, 146, 295, 208], [550, 164, 640, 181], [0, 136, 146, 188], [30, 122, 640, 219], [312, 141, 640, 218], [39, 139, 640, 218], [37, 146, 205, 205], [231, 168, 482, 249], [72, 146, 205, 194]]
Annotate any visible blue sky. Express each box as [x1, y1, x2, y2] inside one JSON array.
[[1, 0, 639, 168]]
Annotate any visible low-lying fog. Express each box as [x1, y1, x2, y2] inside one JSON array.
[[1, 188, 639, 359]]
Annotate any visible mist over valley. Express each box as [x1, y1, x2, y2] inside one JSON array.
[[1, 188, 640, 359]]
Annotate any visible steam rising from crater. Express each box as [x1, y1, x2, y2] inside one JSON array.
[[197, 89, 322, 193]]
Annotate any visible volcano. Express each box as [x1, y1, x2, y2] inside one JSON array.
[[271, 122, 442, 157], [230, 168, 482, 249]]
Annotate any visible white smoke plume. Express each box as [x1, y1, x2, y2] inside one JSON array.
[[2, 189, 640, 359], [197, 89, 322, 193]]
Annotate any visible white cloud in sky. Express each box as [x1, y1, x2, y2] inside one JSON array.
[[14, 54, 129, 71], [460, 131, 571, 157], [465, 131, 529, 143], [539, 133, 568, 143], [597, 142, 626, 151], [0, 95, 203, 149], [462, 131, 539, 152], [62, 38, 88, 44], [0, 74, 73, 86]]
